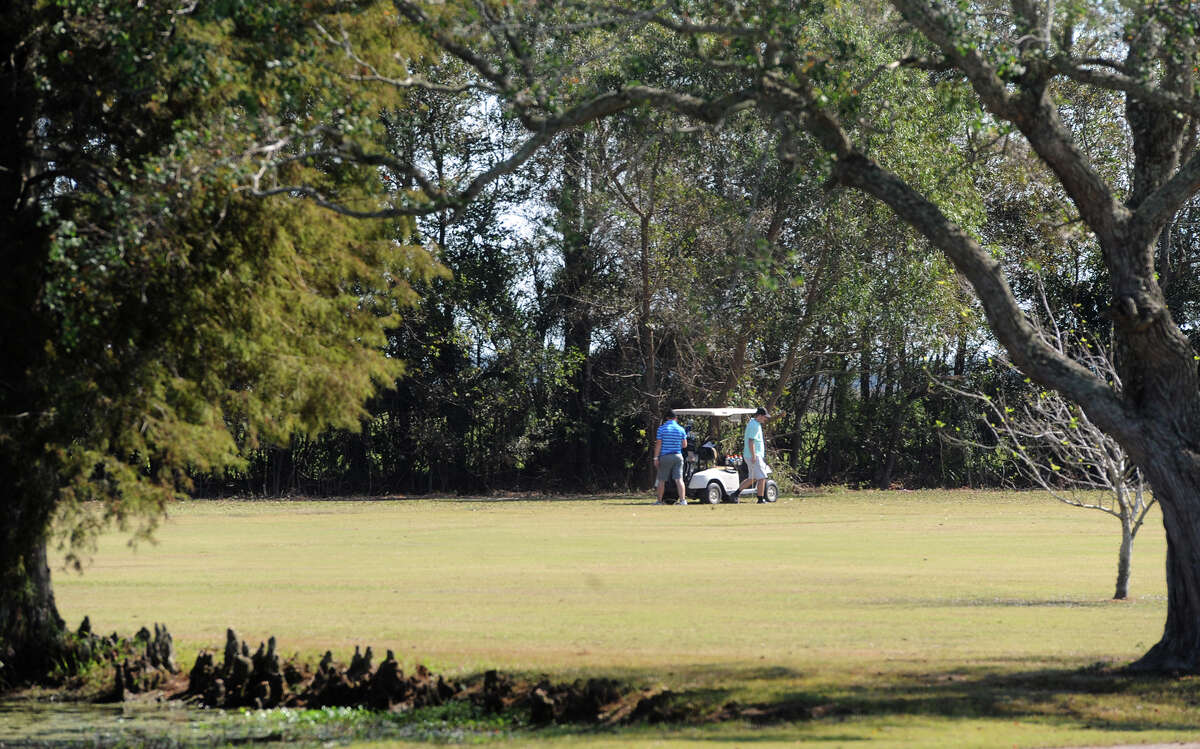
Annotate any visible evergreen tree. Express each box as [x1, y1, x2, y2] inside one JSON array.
[[0, 0, 438, 684]]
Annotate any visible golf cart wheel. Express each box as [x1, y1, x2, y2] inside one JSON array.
[[706, 481, 724, 504], [765, 483, 779, 503]]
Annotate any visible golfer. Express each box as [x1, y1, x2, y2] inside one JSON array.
[[732, 406, 771, 503], [653, 410, 688, 505]]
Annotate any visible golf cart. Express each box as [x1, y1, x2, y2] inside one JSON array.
[[663, 407, 779, 504]]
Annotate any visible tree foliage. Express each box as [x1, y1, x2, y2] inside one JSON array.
[[0, 0, 439, 684]]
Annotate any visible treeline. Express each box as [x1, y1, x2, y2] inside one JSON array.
[[195, 358, 1011, 497], [188, 38, 1200, 499]]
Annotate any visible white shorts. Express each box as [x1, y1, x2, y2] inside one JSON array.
[[747, 455, 771, 480]]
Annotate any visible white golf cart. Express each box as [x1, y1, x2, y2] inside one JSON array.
[[664, 407, 779, 504]]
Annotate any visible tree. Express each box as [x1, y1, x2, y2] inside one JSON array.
[[338, 0, 1198, 670], [802, 1, 1198, 670], [0, 1, 437, 685], [941, 285, 1155, 600]]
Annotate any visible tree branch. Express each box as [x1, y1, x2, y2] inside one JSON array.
[[1131, 150, 1200, 245], [889, 0, 1128, 242], [313, 21, 478, 95], [1051, 55, 1200, 119], [830, 152, 1132, 441]]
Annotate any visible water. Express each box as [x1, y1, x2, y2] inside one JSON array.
[[0, 698, 518, 747], [0, 699, 282, 748]]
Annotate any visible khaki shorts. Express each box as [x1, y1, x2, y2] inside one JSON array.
[[656, 453, 683, 483]]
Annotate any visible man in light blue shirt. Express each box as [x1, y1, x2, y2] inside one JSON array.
[[653, 410, 688, 505], [732, 407, 771, 503]]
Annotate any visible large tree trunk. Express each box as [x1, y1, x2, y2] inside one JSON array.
[[1112, 240, 1200, 669], [1131, 448, 1200, 671], [0, 7, 70, 688], [0, 532, 69, 687]]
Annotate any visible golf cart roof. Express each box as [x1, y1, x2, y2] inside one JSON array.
[[673, 407, 757, 418]]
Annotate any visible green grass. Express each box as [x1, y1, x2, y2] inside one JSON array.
[[44, 488, 1200, 746]]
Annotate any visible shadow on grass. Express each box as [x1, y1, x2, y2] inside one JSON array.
[[504, 663, 1200, 746], [711, 664, 1200, 734], [454, 658, 1200, 736]]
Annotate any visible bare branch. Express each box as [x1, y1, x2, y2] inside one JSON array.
[[935, 287, 1154, 529]]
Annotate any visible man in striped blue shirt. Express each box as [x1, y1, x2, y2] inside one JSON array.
[[653, 410, 689, 505]]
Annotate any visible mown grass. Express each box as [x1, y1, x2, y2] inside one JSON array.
[[43, 488, 1200, 746]]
